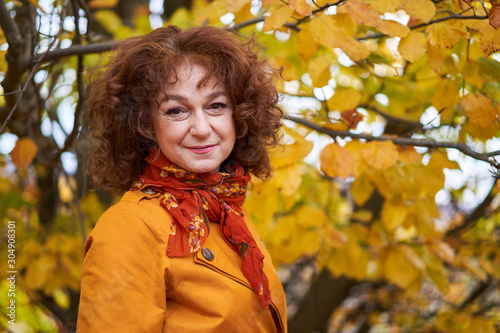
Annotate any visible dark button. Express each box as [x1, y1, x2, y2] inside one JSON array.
[[201, 247, 214, 261], [142, 188, 157, 195]]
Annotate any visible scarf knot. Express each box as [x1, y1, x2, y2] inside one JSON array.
[[131, 149, 272, 308]]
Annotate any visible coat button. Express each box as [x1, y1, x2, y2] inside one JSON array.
[[201, 247, 214, 261], [142, 188, 157, 195]]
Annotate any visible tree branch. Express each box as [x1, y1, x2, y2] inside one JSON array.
[[359, 104, 424, 133], [446, 183, 497, 238], [0, 0, 22, 47], [358, 14, 488, 41], [31, 41, 119, 63], [285, 115, 500, 169], [1, 0, 71, 135]]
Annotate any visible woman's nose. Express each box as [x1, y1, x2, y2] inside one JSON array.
[[189, 110, 212, 138]]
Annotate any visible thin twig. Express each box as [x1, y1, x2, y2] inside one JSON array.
[[358, 14, 488, 41], [285, 114, 500, 169], [0, 0, 71, 135]]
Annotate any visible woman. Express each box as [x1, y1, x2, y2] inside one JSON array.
[[77, 25, 287, 332]]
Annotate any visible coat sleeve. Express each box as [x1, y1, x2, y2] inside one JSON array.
[[77, 199, 170, 332]]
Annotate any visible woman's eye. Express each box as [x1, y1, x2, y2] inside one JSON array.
[[166, 108, 183, 115], [209, 102, 226, 110]]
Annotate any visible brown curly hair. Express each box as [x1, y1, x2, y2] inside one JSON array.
[[88, 25, 283, 191]]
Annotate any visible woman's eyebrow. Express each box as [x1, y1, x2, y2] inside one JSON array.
[[162, 91, 227, 102]]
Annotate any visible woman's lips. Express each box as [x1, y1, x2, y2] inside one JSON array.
[[187, 145, 216, 154]]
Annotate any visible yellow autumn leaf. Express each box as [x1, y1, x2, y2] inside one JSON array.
[[325, 225, 348, 247], [340, 0, 381, 27], [268, 57, 299, 81], [479, 24, 500, 56], [431, 78, 459, 112], [398, 31, 428, 63], [429, 241, 455, 264], [273, 164, 302, 196], [289, 0, 311, 16], [310, 13, 370, 62], [94, 10, 134, 38], [460, 93, 497, 128], [346, 241, 369, 279], [400, 245, 426, 270], [225, 0, 250, 13], [263, 5, 294, 31], [466, 318, 497, 333], [270, 126, 313, 168], [345, 140, 369, 177], [332, 13, 357, 37], [25, 254, 58, 289], [327, 89, 362, 112], [295, 206, 327, 228], [194, 0, 227, 25], [245, 180, 280, 225], [10, 137, 38, 171], [378, 19, 410, 38], [296, 24, 318, 61], [426, 23, 470, 49], [384, 247, 420, 288], [351, 173, 374, 206], [423, 248, 449, 292], [400, 0, 436, 23], [339, 0, 409, 38], [341, 38, 371, 62], [320, 143, 355, 179], [381, 201, 408, 232], [468, 121, 499, 141], [308, 55, 332, 87], [370, 0, 400, 12], [362, 140, 399, 170], [427, 42, 444, 74], [232, 2, 253, 23]]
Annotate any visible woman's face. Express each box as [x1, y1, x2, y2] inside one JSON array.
[[152, 63, 236, 173]]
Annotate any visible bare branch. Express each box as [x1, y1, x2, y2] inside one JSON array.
[[0, 0, 22, 47], [1, 0, 71, 135], [52, 0, 87, 162], [31, 41, 119, 63], [486, 150, 500, 158], [358, 14, 488, 41], [446, 183, 497, 238], [359, 104, 424, 133], [285, 115, 500, 169]]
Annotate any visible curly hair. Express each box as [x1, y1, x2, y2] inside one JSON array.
[[88, 25, 283, 191]]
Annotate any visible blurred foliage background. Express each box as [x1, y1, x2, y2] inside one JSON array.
[[1, 0, 500, 332]]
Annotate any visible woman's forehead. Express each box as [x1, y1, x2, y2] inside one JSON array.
[[165, 62, 225, 90]]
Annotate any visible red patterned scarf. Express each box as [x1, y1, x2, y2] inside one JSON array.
[[131, 148, 271, 308]]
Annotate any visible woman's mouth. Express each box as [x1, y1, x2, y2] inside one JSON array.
[[187, 145, 216, 154]]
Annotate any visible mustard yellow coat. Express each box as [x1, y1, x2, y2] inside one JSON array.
[[77, 190, 287, 332]]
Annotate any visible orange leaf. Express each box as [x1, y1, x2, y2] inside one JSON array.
[[479, 24, 500, 55], [320, 143, 354, 179], [431, 78, 459, 111], [263, 5, 293, 31], [426, 23, 470, 49], [398, 31, 427, 62], [362, 140, 399, 170], [296, 24, 318, 60], [400, 0, 436, 23], [289, 0, 312, 16], [341, 109, 363, 129], [460, 93, 497, 128], [10, 137, 38, 171], [489, 3, 500, 29]]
